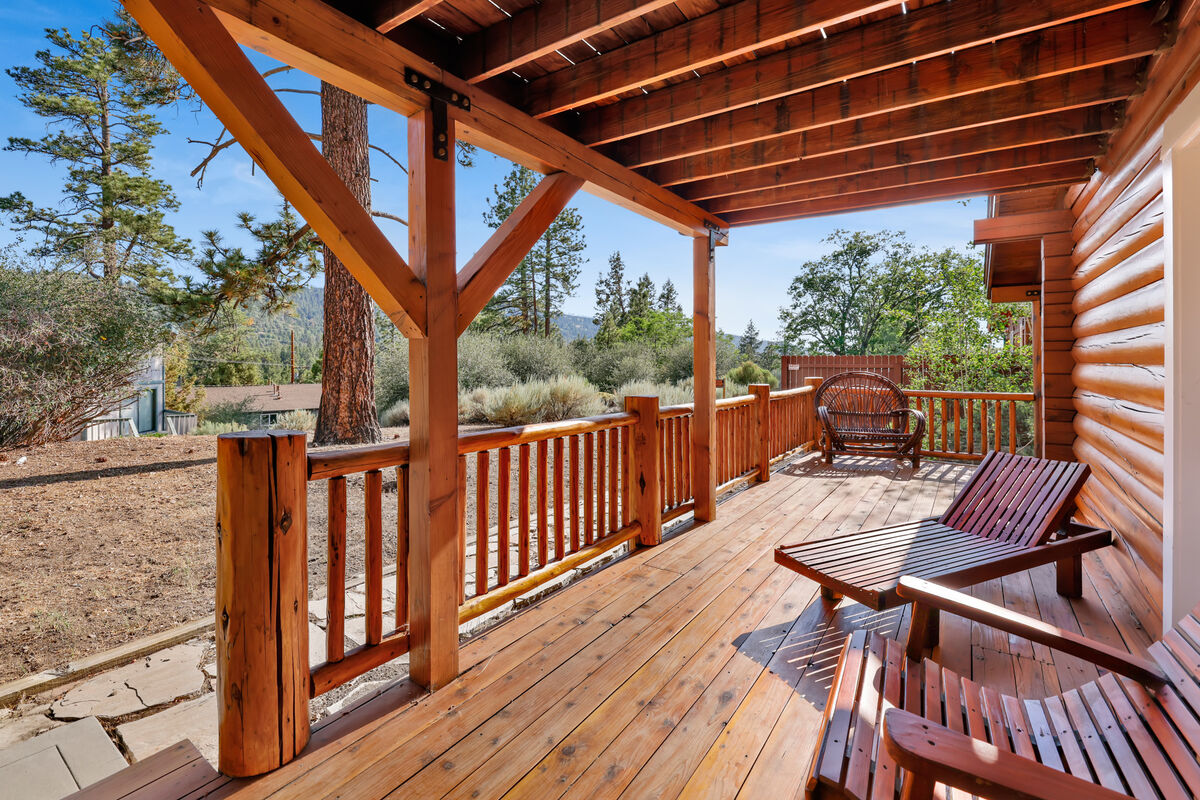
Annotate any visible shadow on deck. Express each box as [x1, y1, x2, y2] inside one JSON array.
[[81, 453, 1156, 800]]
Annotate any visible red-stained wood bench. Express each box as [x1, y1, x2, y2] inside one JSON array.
[[774, 451, 1109, 615], [815, 372, 927, 469], [807, 576, 1196, 800]]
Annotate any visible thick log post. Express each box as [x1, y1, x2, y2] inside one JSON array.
[[625, 395, 662, 546], [805, 376, 824, 450], [751, 384, 771, 482], [692, 234, 717, 521], [215, 431, 310, 777], [407, 105, 460, 689]]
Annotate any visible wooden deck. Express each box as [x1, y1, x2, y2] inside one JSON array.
[[89, 453, 1158, 799]]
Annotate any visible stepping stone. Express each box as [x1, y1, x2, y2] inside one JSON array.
[[117, 695, 217, 767], [50, 642, 206, 720], [0, 713, 62, 750], [0, 717, 126, 799], [309, 622, 328, 665]]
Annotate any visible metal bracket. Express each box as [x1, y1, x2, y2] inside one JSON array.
[[1026, 289, 1041, 298], [705, 221, 729, 247], [404, 68, 470, 162]]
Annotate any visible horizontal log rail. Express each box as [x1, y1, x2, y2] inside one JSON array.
[[904, 390, 1036, 461]]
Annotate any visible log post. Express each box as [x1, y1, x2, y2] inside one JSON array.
[[215, 430, 310, 777], [692, 233, 717, 521], [805, 376, 824, 451], [407, 105, 460, 689], [625, 395, 662, 546], [751, 384, 771, 482]]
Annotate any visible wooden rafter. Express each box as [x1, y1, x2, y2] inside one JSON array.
[[573, 0, 1147, 145], [460, 0, 680, 84], [123, 0, 426, 336], [973, 210, 1077, 244], [524, 0, 901, 117], [604, 5, 1160, 169], [721, 162, 1093, 226], [705, 139, 1101, 215], [204, 0, 727, 236], [374, 0, 443, 33], [456, 172, 584, 334], [645, 63, 1137, 186], [677, 111, 1112, 201]]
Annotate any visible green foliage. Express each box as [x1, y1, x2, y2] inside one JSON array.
[[458, 388, 492, 424], [593, 252, 629, 326], [658, 279, 683, 314], [1, 11, 191, 287], [0, 260, 170, 448], [498, 335, 574, 382], [477, 165, 586, 336], [628, 273, 655, 321], [573, 340, 657, 392], [375, 336, 409, 410], [778, 230, 949, 355], [164, 337, 205, 413], [725, 360, 777, 388], [379, 399, 409, 427], [906, 253, 1033, 393], [199, 397, 256, 426], [195, 420, 248, 436], [274, 409, 316, 431], [185, 308, 265, 386], [479, 376, 604, 427], [611, 380, 693, 408], [457, 333, 515, 390], [738, 320, 763, 363], [615, 309, 691, 350]]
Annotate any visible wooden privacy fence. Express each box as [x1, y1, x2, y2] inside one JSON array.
[[905, 390, 1036, 461], [781, 355, 907, 388], [212, 383, 818, 775]]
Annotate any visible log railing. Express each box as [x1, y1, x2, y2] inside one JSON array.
[[213, 385, 820, 775], [904, 390, 1036, 461]]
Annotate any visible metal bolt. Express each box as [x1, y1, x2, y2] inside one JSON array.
[[423, 79, 432, 89], [436, 147, 447, 158], [437, 132, 447, 143]]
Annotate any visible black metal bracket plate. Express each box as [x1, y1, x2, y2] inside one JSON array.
[[404, 67, 470, 162]]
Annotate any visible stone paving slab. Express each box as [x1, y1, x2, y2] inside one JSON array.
[[49, 642, 205, 721], [117, 695, 217, 767], [0, 717, 127, 799]]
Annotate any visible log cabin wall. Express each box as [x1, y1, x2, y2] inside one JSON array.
[[1041, 227, 1080, 461], [1064, 5, 1200, 619]]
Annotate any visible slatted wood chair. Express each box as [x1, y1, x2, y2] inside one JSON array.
[[808, 576, 1198, 800], [775, 451, 1109, 610], [815, 372, 926, 468]]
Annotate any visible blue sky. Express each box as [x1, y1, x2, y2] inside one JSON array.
[[0, 0, 986, 340]]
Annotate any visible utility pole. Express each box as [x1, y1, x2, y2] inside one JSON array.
[[290, 329, 295, 383]]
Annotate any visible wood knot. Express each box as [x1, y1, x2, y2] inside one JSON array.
[[279, 510, 292, 532]]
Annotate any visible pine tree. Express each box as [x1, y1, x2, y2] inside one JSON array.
[[739, 319, 763, 362], [658, 279, 683, 314], [481, 165, 585, 336], [1, 11, 191, 287], [628, 273, 656, 321], [594, 252, 629, 325]]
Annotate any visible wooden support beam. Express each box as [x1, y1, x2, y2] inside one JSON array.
[[572, 0, 1146, 145], [525, 0, 899, 117], [625, 395, 662, 546], [604, 6, 1159, 168], [123, 0, 426, 336], [456, 171, 584, 334], [406, 106, 460, 690], [706, 140, 1101, 215], [374, 0, 443, 33], [973, 210, 1078, 244], [460, 0, 679, 84], [751, 384, 770, 483], [646, 64, 1134, 187], [215, 431, 309, 776], [203, 0, 727, 237], [692, 234, 717, 522], [722, 162, 1093, 226]]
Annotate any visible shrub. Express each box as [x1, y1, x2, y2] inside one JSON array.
[[612, 380, 694, 408], [200, 397, 257, 426], [499, 335, 573, 382], [479, 377, 604, 426], [540, 375, 605, 420], [725, 360, 778, 388], [458, 333, 515, 390], [375, 336, 409, 410], [195, 420, 248, 435], [274, 409, 316, 431], [482, 382, 548, 427], [458, 388, 493, 424], [0, 265, 170, 449], [576, 341, 657, 392], [656, 340, 695, 384], [380, 399, 409, 427]]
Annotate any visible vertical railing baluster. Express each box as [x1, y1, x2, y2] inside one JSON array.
[[497, 447, 510, 587], [475, 452, 488, 598], [518, 443, 531, 577], [584, 433, 594, 546], [327, 476, 346, 663], [570, 435, 581, 552], [1009, 401, 1017, 453], [457, 455, 467, 603], [364, 469, 383, 647], [553, 437, 565, 562], [967, 399, 974, 454], [536, 440, 548, 568], [608, 427, 619, 534], [396, 464, 408, 630]]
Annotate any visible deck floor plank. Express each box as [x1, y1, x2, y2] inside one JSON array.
[[99, 454, 1153, 800]]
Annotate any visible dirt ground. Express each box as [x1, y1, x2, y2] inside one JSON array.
[[0, 428, 424, 683]]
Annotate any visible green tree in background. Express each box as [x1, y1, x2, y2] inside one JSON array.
[[186, 308, 266, 386], [594, 251, 629, 326], [628, 273, 655, 321], [658, 279, 682, 314], [479, 165, 586, 335], [778, 230, 946, 355], [739, 319, 762, 363], [1, 10, 191, 288]]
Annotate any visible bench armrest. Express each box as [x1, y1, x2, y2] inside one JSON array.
[[896, 576, 1164, 686], [883, 708, 1132, 800]]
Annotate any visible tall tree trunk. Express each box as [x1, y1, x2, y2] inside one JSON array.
[[314, 83, 380, 445]]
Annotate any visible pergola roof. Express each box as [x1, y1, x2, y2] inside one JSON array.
[[334, 0, 1168, 227]]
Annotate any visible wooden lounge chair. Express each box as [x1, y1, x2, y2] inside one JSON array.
[[808, 576, 1196, 800], [815, 372, 926, 468], [775, 451, 1110, 609]]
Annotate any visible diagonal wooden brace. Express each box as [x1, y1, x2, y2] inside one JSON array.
[[456, 171, 584, 334], [123, 0, 427, 337]]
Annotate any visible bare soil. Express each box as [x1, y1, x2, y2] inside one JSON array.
[[0, 429, 422, 683]]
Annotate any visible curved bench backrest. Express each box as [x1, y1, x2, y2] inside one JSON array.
[[814, 371, 908, 433]]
